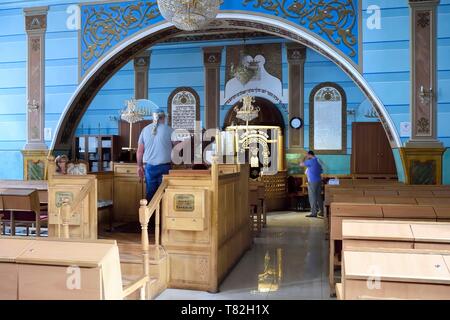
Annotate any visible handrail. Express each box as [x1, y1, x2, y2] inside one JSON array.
[[122, 275, 149, 299], [146, 181, 168, 213], [134, 179, 169, 300], [57, 179, 95, 239], [69, 179, 95, 209]]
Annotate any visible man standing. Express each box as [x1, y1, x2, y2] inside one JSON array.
[[300, 151, 324, 218], [137, 108, 174, 201]]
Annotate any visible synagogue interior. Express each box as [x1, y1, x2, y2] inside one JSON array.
[[1, 0, 450, 301]]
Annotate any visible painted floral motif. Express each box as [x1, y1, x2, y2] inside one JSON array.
[[82, 1, 160, 72], [242, 0, 358, 57], [417, 117, 430, 134]]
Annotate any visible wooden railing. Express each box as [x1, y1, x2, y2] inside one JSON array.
[[58, 179, 95, 239], [135, 180, 168, 299]]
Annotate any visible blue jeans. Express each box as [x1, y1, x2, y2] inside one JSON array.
[[144, 163, 171, 201], [308, 181, 324, 216]]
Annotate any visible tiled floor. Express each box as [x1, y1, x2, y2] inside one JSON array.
[[157, 211, 332, 300]]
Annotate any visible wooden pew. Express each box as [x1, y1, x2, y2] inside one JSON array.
[[416, 198, 450, 205], [329, 203, 438, 295], [0, 180, 48, 205], [374, 196, 417, 204], [342, 220, 450, 250], [411, 223, 450, 250], [341, 248, 450, 300], [324, 185, 450, 236], [0, 189, 45, 236], [0, 237, 127, 300], [342, 220, 415, 250]]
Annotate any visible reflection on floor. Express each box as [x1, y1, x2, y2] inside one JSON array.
[[157, 211, 332, 300]]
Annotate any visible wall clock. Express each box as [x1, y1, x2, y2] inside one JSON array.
[[290, 117, 303, 129]]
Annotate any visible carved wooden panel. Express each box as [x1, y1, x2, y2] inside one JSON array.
[[410, 160, 436, 185]]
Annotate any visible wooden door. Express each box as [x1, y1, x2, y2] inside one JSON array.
[[113, 176, 145, 222], [351, 122, 396, 174], [377, 125, 397, 174]]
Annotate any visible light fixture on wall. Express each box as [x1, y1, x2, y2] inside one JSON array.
[[157, 0, 221, 31], [419, 85, 434, 105]]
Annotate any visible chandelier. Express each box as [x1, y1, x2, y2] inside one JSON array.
[[234, 95, 260, 125], [157, 0, 221, 31], [120, 99, 150, 151]]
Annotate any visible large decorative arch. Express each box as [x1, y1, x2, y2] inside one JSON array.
[[52, 11, 401, 153]]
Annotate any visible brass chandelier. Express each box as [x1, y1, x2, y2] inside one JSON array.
[[157, 0, 221, 31], [120, 99, 150, 151]]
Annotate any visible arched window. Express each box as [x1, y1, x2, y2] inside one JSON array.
[[309, 82, 347, 154]]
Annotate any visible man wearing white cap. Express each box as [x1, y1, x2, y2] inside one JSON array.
[[137, 108, 174, 201]]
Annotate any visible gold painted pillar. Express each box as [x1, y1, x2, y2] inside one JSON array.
[[22, 6, 49, 180], [203, 47, 223, 129], [134, 51, 151, 99], [401, 0, 444, 185], [286, 43, 306, 152]]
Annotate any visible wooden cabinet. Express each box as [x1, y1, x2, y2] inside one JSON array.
[[73, 135, 119, 172], [351, 122, 396, 175], [113, 163, 145, 222]]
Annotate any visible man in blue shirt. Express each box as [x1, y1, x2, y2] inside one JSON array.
[[137, 108, 174, 201], [300, 151, 324, 218]]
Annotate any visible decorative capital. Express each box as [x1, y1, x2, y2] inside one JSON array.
[[203, 46, 223, 67], [286, 43, 307, 64], [24, 6, 48, 33], [134, 51, 151, 70], [408, 0, 440, 8]]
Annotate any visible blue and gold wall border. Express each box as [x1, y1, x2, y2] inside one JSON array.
[[78, 0, 362, 80], [79, 0, 163, 80], [229, 0, 362, 71]]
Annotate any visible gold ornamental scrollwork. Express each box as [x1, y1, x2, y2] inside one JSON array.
[[242, 0, 357, 57], [82, 2, 160, 71]]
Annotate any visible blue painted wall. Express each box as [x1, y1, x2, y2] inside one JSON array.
[[0, 0, 449, 181], [78, 39, 368, 175]]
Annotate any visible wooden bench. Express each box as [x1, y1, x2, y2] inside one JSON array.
[[0, 237, 146, 300], [341, 248, 450, 300], [0, 189, 46, 237], [342, 220, 416, 250], [342, 220, 450, 250], [324, 185, 450, 237], [329, 203, 440, 295]]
